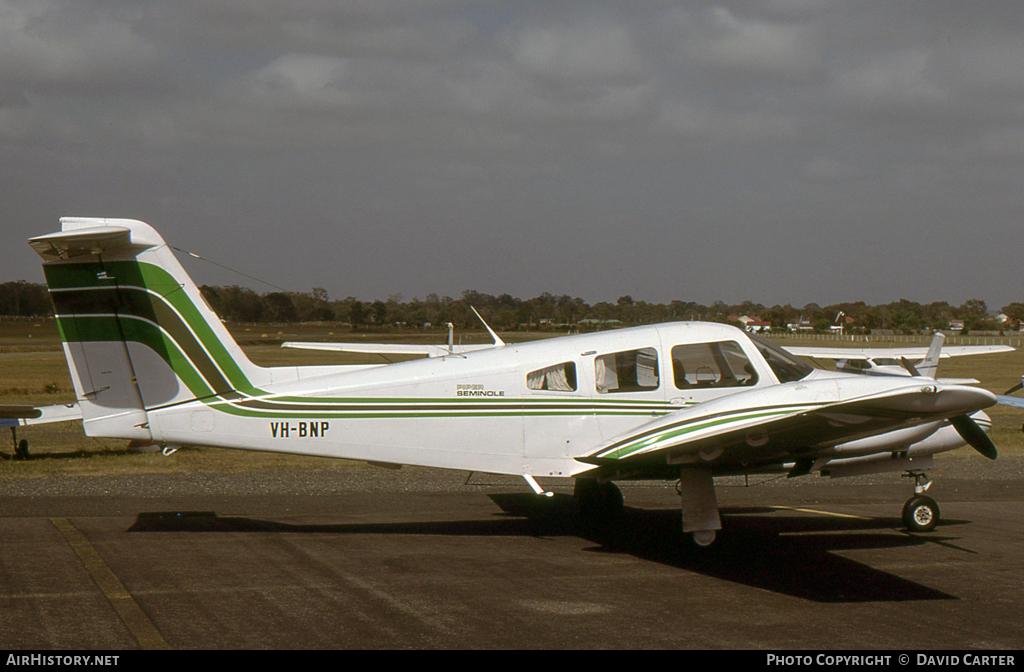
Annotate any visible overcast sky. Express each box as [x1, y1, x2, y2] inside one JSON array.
[[3, 1, 1024, 309]]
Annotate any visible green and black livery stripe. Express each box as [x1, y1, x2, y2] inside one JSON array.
[[45, 259, 254, 400], [590, 403, 822, 461], [44, 258, 682, 421]]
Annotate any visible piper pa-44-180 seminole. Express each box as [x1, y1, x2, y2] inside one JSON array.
[[27, 218, 1004, 546]]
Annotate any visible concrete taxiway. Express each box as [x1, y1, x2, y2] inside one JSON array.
[[1, 457, 1022, 649]]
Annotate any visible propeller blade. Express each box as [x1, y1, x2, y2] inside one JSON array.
[[900, 357, 921, 377], [950, 415, 998, 460], [1003, 383, 1023, 396]]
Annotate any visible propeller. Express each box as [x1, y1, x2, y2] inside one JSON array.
[[950, 415, 998, 460], [899, 357, 921, 377], [1003, 375, 1024, 396]]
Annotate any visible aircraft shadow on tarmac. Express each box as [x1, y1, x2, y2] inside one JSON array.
[[128, 493, 966, 604]]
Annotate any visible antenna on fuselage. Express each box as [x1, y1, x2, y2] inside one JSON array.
[[470, 306, 505, 347]]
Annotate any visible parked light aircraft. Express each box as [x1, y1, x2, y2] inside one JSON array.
[[28, 218, 1001, 545], [996, 376, 1024, 409], [0, 401, 79, 438], [0, 403, 80, 428], [1, 403, 80, 457], [785, 334, 1012, 383]]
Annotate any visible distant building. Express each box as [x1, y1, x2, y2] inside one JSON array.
[[732, 315, 772, 332]]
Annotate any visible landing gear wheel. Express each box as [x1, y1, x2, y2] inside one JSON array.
[[691, 530, 717, 547], [903, 495, 940, 532], [574, 479, 624, 522]]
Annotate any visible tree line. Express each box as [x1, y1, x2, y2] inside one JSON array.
[[2, 279, 1022, 334]]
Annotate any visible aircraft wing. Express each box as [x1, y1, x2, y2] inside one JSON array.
[[996, 395, 1024, 409], [281, 341, 496, 357], [0, 403, 80, 428], [785, 344, 1014, 360], [579, 378, 996, 470]]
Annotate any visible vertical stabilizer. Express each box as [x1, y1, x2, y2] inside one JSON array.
[[29, 218, 268, 440], [915, 333, 945, 379]]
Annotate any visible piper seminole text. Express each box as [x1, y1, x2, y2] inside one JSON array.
[[456, 384, 505, 397]]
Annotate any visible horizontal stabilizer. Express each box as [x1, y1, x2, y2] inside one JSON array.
[[28, 219, 163, 260]]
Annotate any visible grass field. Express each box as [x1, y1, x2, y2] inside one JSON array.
[[1, 320, 1022, 476]]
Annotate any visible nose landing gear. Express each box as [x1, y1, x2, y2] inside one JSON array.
[[902, 471, 940, 532]]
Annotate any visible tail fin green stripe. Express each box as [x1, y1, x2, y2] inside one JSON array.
[[55, 314, 216, 399], [51, 286, 235, 395], [44, 260, 256, 394]]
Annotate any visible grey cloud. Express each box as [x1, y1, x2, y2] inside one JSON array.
[[2, 1, 1024, 310]]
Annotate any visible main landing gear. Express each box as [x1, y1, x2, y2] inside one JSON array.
[[574, 475, 722, 548], [902, 470, 940, 533], [573, 478, 624, 522]]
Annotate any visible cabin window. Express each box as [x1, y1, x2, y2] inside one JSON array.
[[527, 362, 578, 391], [595, 347, 659, 393], [671, 341, 758, 389]]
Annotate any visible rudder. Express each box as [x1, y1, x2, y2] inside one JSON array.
[[30, 218, 268, 440]]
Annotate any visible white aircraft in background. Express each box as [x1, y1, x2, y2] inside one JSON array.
[[997, 376, 1024, 409], [0, 403, 80, 427], [0, 403, 80, 457], [28, 218, 1001, 546], [785, 333, 1013, 384]]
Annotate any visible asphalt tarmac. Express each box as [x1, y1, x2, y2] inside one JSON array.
[[1, 457, 1022, 650]]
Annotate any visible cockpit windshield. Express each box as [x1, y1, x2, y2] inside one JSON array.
[[748, 333, 815, 383]]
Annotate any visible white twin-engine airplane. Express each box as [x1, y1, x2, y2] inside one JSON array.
[[29, 218, 1002, 546], [786, 335, 1013, 384]]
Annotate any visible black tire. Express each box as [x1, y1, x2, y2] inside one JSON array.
[[574, 479, 624, 522], [902, 495, 940, 532]]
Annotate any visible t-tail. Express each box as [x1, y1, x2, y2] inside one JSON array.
[[29, 218, 271, 441]]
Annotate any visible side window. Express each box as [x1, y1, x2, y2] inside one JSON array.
[[671, 342, 758, 389], [595, 347, 659, 393], [527, 362, 578, 391]]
